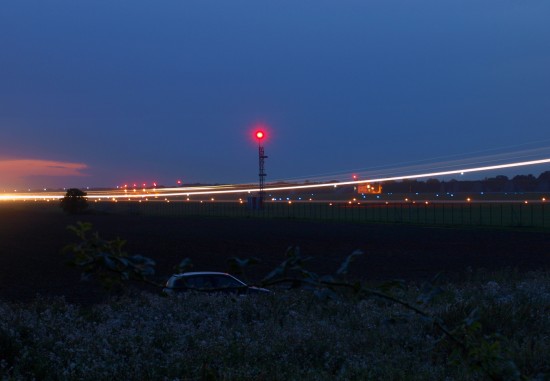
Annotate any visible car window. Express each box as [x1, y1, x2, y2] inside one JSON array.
[[213, 275, 244, 288], [174, 274, 245, 290], [171, 278, 188, 289], [185, 275, 216, 289]]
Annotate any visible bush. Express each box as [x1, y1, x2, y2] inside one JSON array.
[[60, 188, 89, 214]]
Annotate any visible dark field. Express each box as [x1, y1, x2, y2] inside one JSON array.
[[1, 204, 549, 304]]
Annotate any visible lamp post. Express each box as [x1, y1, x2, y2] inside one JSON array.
[[255, 130, 267, 208]]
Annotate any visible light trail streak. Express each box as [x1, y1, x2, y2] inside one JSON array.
[[2, 157, 549, 201], [142, 157, 550, 197], [269, 146, 550, 184]]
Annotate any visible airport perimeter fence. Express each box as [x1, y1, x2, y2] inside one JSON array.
[[92, 200, 550, 229]]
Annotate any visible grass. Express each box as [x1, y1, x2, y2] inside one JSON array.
[[3, 197, 549, 228], [1, 270, 549, 380], [90, 199, 550, 229]]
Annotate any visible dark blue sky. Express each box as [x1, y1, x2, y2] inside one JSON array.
[[1, 1, 549, 189]]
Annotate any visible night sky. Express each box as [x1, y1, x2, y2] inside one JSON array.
[[1, 1, 549, 190]]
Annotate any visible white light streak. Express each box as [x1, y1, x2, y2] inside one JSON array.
[[1, 157, 549, 201]]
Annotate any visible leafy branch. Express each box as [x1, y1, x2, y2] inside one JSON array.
[[64, 222, 159, 290], [64, 223, 523, 380], [255, 245, 520, 381]]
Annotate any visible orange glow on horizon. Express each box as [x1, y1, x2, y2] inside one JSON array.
[[0, 159, 88, 189]]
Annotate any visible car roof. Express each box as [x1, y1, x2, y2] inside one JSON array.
[[171, 271, 232, 278]]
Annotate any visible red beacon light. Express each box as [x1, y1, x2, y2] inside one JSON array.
[[255, 131, 265, 140]]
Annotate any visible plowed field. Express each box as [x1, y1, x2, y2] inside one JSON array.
[[1, 205, 549, 303]]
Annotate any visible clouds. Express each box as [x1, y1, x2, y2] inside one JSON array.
[[0, 159, 88, 188]]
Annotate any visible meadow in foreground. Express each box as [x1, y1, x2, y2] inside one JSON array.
[[1, 270, 548, 381]]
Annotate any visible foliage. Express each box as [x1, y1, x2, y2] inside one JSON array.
[[174, 257, 194, 274], [59, 223, 550, 380], [258, 247, 532, 380], [64, 222, 157, 290], [227, 256, 260, 283], [383, 171, 550, 193], [1, 273, 549, 380], [60, 188, 89, 214]]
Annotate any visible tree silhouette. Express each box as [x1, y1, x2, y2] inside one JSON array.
[[60, 188, 88, 214]]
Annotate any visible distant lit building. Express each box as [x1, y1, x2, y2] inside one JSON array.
[[357, 183, 382, 194]]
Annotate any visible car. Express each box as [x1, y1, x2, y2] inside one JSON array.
[[163, 272, 270, 295]]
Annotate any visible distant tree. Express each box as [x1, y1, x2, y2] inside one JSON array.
[[536, 171, 550, 191], [401, 179, 417, 193], [60, 188, 89, 214], [512, 174, 537, 192], [484, 175, 509, 192], [425, 178, 441, 192]]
